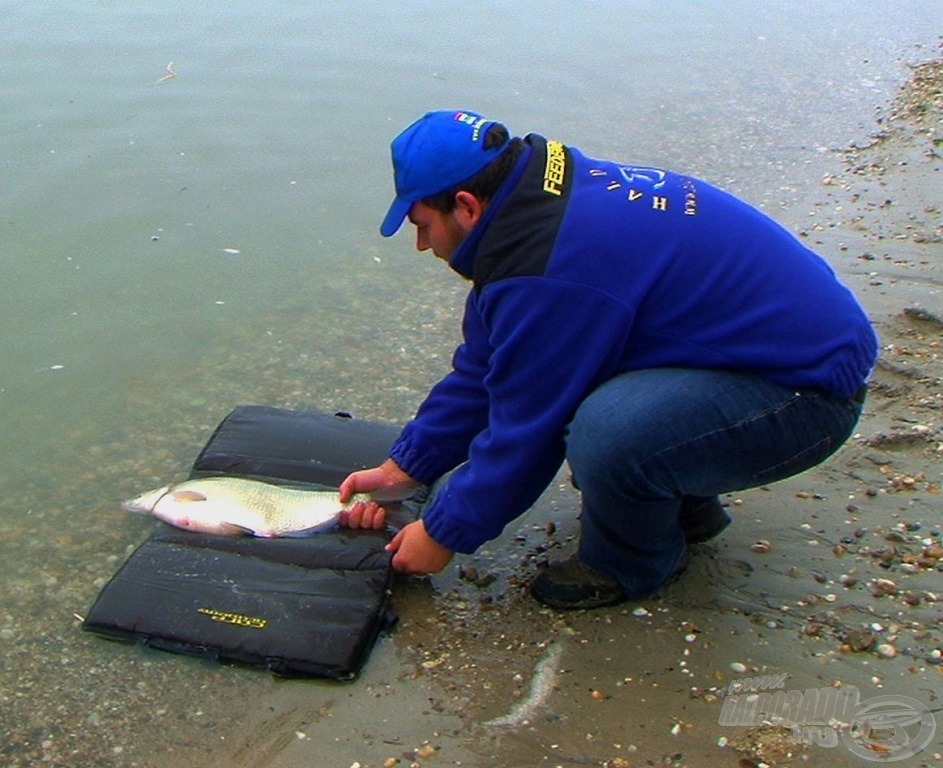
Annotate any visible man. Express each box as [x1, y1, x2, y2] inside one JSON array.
[[339, 109, 877, 610]]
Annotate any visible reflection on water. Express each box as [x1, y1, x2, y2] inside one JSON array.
[[2, 0, 941, 764]]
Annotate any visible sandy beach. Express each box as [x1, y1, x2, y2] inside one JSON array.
[[172, 54, 943, 768]]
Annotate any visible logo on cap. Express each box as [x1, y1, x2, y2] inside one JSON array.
[[454, 111, 488, 141], [379, 109, 509, 237]]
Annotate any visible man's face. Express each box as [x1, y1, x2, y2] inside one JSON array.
[[407, 201, 469, 262]]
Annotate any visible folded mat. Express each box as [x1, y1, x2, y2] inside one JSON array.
[[83, 405, 403, 680]]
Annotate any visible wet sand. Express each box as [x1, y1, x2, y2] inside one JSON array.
[[3, 56, 941, 768], [169, 56, 942, 768]]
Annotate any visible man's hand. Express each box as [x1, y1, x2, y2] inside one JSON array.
[[338, 459, 418, 531], [385, 519, 453, 574], [339, 499, 387, 530]]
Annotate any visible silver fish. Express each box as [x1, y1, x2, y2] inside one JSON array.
[[122, 476, 376, 537]]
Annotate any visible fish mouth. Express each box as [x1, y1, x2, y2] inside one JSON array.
[[121, 486, 170, 514]]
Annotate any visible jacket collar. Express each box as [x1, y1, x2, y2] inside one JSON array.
[[447, 138, 538, 279]]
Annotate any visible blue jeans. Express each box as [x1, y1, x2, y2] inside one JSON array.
[[565, 368, 863, 599]]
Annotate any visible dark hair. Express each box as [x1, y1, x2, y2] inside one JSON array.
[[422, 123, 524, 213]]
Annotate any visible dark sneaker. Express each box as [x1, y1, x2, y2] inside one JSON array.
[[680, 496, 732, 544], [530, 556, 628, 609]]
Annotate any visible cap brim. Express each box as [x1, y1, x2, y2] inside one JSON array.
[[380, 196, 412, 237]]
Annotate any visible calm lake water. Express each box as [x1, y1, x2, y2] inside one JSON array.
[[1, 1, 941, 764]]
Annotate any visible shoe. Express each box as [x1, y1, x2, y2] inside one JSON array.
[[530, 556, 627, 609], [680, 496, 731, 544], [531, 550, 693, 610]]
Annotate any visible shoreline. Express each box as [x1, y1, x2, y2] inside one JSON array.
[[207, 52, 943, 768]]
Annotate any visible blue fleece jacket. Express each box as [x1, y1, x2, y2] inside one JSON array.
[[389, 136, 878, 554]]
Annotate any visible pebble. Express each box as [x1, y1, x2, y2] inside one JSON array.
[[870, 578, 898, 597], [730, 662, 748, 674], [876, 643, 897, 659], [842, 627, 876, 652], [460, 565, 478, 582], [750, 540, 772, 553], [632, 607, 650, 617]]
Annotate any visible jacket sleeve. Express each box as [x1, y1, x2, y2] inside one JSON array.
[[419, 277, 636, 553], [389, 291, 492, 485]]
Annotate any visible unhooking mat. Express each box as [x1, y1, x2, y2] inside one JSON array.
[[82, 405, 403, 680]]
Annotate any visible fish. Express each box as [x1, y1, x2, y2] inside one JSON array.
[[122, 476, 382, 537], [484, 641, 563, 728]]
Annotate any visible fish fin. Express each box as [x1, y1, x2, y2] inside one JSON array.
[[219, 522, 255, 536], [279, 523, 337, 538], [171, 490, 208, 502]]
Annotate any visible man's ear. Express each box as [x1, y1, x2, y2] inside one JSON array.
[[452, 191, 485, 233]]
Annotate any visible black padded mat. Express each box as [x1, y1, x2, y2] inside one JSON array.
[[83, 406, 403, 679]]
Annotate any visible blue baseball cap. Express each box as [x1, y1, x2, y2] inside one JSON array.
[[380, 110, 509, 237]]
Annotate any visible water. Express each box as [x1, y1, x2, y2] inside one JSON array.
[[1, 1, 941, 764]]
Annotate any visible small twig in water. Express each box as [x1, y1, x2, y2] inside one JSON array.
[[155, 61, 177, 84]]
